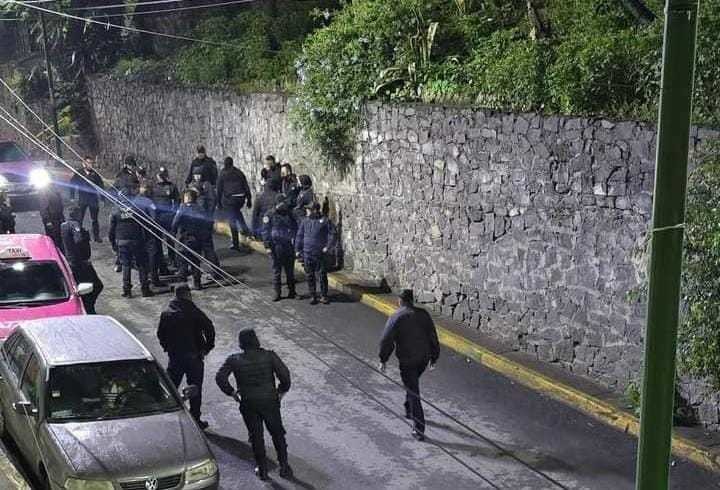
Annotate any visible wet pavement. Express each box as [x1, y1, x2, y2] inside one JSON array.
[[7, 207, 720, 489]]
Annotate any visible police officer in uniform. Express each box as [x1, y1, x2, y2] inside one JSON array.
[[61, 207, 103, 313], [295, 202, 336, 305], [216, 157, 252, 250], [216, 328, 293, 481], [172, 189, 208, 290], [0, 190, 15, 234], [115, 156, 140, 196], [39, 184, 65, 252], [69, 156, 105, 242], [185, 145, 218, 186], [134, 182, 165, 287], [252, 179, 280, 238], [153, 167, 180, 268], [109, 201, 154, 298], [158, 285, 215, 430], [262, 196, 297, 302], [187, 173, 221, 278]]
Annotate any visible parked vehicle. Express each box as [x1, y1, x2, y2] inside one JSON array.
[[0, 315, 219, 490], [0, 234, 91, 338], [0, 141, 53, 211]]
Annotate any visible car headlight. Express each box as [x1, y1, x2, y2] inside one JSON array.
[[185, 458, 218, 484], [29, 168, 51, 189], [64, 478, 114, 490]]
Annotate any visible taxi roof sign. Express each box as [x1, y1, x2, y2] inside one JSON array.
[[0, 246, 31, 260]]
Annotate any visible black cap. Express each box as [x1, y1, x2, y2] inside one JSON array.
[[124, 155, 137, 167], [238, 328, 260, 350], [175, 284, 191, 299], [196, 145, 206, 154], [399, 289, 414, 304]]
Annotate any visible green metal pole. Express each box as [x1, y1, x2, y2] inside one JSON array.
[[636, 1, 700, 489]]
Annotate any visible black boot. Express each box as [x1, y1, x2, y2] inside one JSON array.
[[254, 463, 269, 481], [141, 286, 154, 298], [273, 291, 282, 302], [279, 462, 294, 479], [310, 296, 319, 305], [121, 288, 132, 298]]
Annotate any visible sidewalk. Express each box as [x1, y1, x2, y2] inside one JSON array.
[[216, 221, 720, 474]]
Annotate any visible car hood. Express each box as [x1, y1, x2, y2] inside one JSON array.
[[0, 298, 84, 338], [47, 410, 210, 479]]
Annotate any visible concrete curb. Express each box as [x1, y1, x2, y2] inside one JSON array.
[[215, 221, 720, 473]]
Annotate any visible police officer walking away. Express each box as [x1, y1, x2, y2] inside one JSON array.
[[295, 202, 335, 305], [61, 207, 103, 313], [379, 289, 440, 441], [186, 145, 218, 186], [216, 157, 252, 250], [39, 184, 65, 252], [153, 167, 180, 269], [108, 198, 154, 298], [158, 285, 215, 430], [216, 328, 293, 481], [262, 196, 297, 301], [69, 155, 105, 243]]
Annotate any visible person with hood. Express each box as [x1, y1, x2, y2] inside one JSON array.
[[216, 156, 252, 250], [61, 206, 103, 314], [185, 145, 218, 186], [295, 202, 336, 305], [115, 155, 140, 197], [379, 289, 440, 442], [292, 175, 315, 226], [108, 198, 153, 298], [69, 155, 105, 243], [39, 184, 65, 252], [262, 196, 297, 301], [216, 328, 292, 481], [152, 166, 180, 267], [260, 155, 281, 188], [0, 190, 15, 234], [252, 179, 280, 238], [157, 285, 215, 430]]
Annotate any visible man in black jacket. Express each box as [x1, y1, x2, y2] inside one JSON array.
[[185, 145, 218, 186], [69, 156, 105, 242], [216, 329, 293, 481], [157, 285, 215, 429], [379, 289, 440, 441], [61, 207, 103, 314], [108, 200, 153, 298], [251, 179, 280, 238], [115, 156, 140, 197], [260, 155, 281, 188], [39, 184, 65, 252], [216, 157, 252, 250]]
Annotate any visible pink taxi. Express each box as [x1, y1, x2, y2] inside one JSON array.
[[0, 234, 91, 338]]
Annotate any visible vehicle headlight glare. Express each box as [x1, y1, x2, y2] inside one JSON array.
[[185, 458, 218, 484], [64, 478, 114, 490], [29, 168, 51, 189]]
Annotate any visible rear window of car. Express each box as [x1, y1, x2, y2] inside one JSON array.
[[0, 261, 69, 306], [0, 143, 26, 163]]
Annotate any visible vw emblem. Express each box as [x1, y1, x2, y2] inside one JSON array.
[[145, 477, 159, 490]]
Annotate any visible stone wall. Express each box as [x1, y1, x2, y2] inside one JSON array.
[[86, 77, 720, 427]]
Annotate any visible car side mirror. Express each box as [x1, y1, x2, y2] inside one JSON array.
[[77, 283, 94, 296], [13, 401, 37, 417], [182, 385, 199, 401]]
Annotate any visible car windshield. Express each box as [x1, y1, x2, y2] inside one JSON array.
[[0, 142, 27, 163], [47, 360, 180, 422], [0, 261, 69, 306]]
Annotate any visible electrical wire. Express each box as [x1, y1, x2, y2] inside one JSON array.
[[86, 0, 256, 19], [69, 0, 183, 10], [5, 0, 269, 51], [0, 79, 571, 489]]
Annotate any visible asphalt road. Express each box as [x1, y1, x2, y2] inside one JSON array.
[[8, 207, 720, 489]]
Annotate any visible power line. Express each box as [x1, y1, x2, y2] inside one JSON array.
[[70, 0, 184, 11], [0, 78, 570, 489], [5, 0, 262, 51], [86, 0, 256, 19]]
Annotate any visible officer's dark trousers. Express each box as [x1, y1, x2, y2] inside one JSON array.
[[43, 220, 63, 252], [144, 237, 164, 283], [201, 235, 221, 278], [157, 213, 176, 267], [240, 399, 288, 468], [271, 242, 295, 294], [303, 255, 328, 298], [167, 353, 204, 420], [400, 361, 428, 434], [118, 241, 148, 292], [79, 203, 100, 240], [226, 201, 250, 248], [178, 237, 203, 287], [70, 261, 103, 314]]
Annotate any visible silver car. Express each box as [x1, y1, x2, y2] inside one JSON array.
[[0, 315, 219, 490]]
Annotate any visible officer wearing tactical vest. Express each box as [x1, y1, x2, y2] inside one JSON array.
[[109, 199, 153, 298], [134, 182, 166, 287], [216, 328, 293, 481], [152, 167, 180, 267], [172, 189, 210, 290], [262, 196, 297, 301]]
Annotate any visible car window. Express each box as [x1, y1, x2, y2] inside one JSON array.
[[0, 261, 69, 306], [20, 355, 40, 407], [7, 334, 31, 381], [47, 360, 180, 422], [2, 333, 19, 361], [0, 142, 26, 163]]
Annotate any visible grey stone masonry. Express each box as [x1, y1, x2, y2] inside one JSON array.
[[86, 77, 720, 428]]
